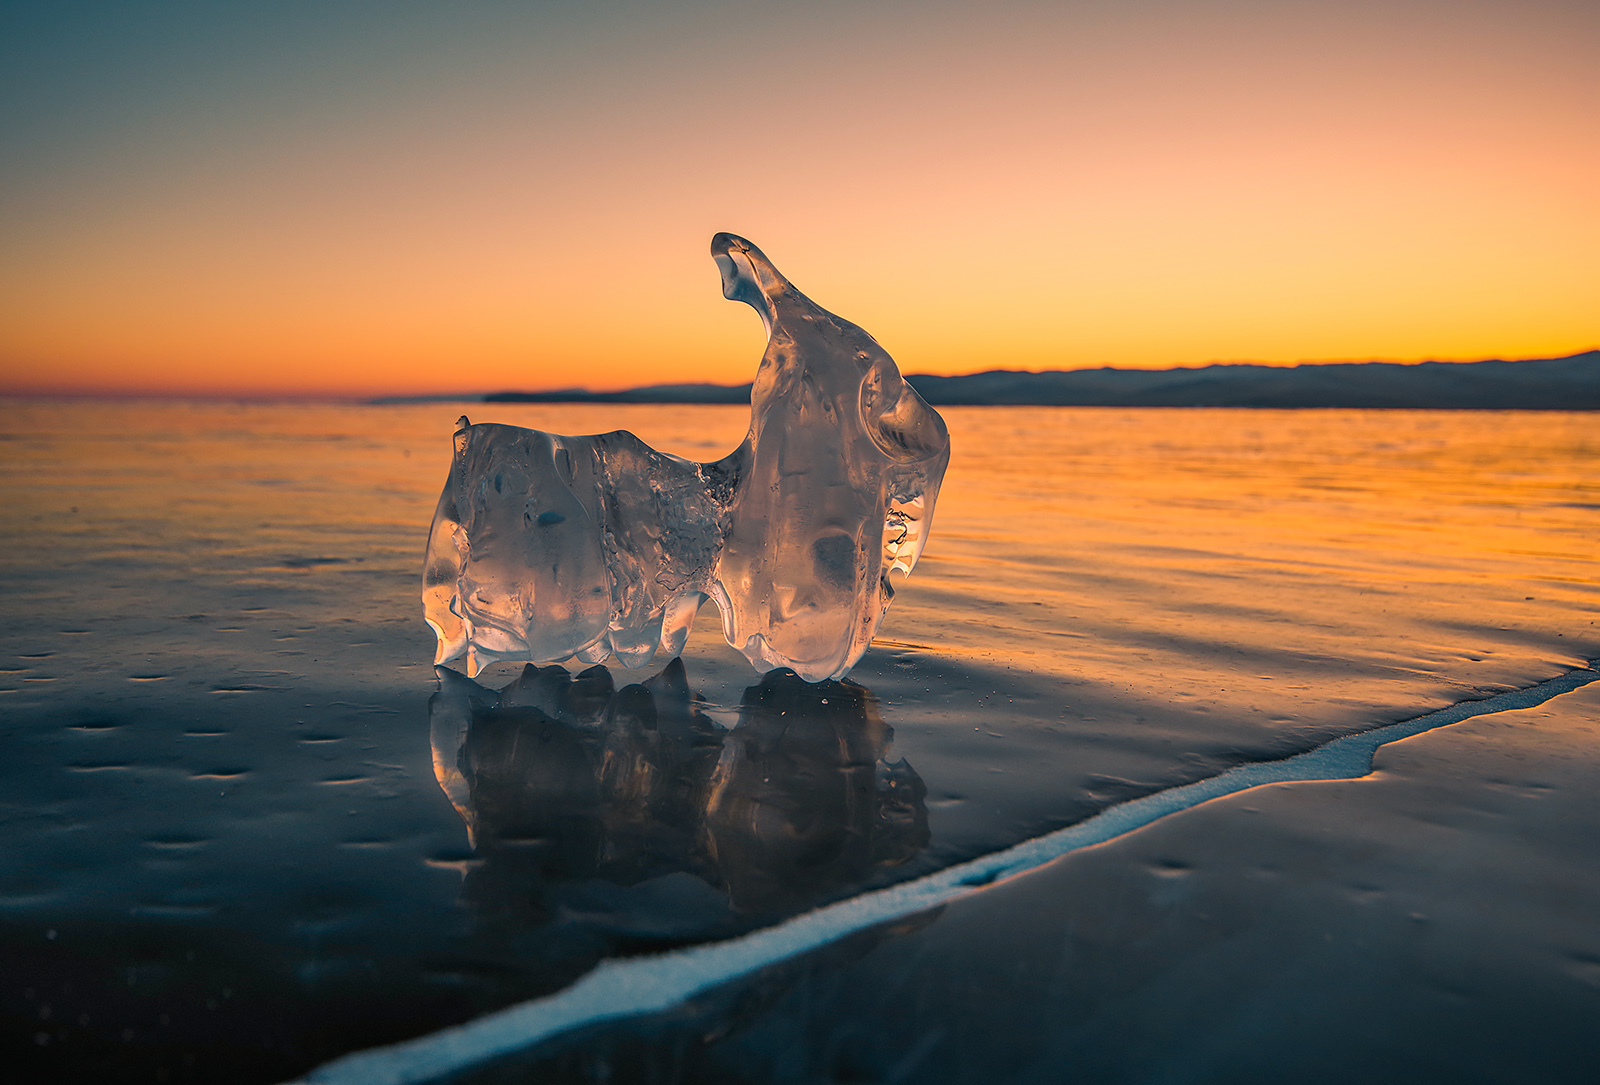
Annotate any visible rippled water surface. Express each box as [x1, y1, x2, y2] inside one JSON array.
[[1, 400, 1596, 1082]]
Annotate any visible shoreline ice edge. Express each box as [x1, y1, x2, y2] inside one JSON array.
[[297, 658, 1600, 1085]]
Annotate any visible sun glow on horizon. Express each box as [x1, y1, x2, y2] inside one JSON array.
[[1, 1, 1595, 398]]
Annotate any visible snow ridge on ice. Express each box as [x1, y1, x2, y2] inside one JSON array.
[[297, 660, 1599, 1085]]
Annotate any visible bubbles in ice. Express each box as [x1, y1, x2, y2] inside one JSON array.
[[423, 233, 950, 682]]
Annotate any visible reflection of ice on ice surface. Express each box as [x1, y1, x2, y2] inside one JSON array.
[[423, 233, 950, 681], [317, 663, 1600, 1085], [429, 658, 928, 920]]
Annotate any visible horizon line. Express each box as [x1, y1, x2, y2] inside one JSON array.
[[1, 347, 1594, 403]]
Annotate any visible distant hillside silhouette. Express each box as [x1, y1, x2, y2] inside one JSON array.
[[485, 382, 751, 404], [482, 351, 1599, 409]]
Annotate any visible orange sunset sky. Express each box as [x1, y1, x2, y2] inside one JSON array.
[[0, 0, 1595, 398]]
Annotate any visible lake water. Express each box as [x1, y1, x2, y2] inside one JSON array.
[[2, 401, 1597, 1082]]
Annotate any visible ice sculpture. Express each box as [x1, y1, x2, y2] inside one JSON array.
[[424, 233, 949, 681]]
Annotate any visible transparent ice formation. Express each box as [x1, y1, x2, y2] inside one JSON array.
[[424, 233, 950, 682]]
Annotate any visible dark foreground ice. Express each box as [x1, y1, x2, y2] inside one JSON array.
[[1, 400, 1596, 1083], [302, 664, 1600, 1084], [484, 676, 1600, 1085]]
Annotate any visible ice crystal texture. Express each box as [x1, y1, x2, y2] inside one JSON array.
[[424, 233, 950, 681]]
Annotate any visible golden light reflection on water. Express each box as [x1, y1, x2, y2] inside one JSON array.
[[2, 399, 1595, 722], [5, 397, 1594, 1082], [2, 396, 1598, 901], [916, 407, 1598, 714]]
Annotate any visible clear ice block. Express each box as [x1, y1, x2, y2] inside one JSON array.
[[423, 233, 950, 681]]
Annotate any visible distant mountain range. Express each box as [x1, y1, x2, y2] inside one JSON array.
[[479, 351, 1599, 409], [484, 382, 753, 405]]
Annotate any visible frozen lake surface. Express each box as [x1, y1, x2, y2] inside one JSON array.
[[2, 401, 1596, 1083]]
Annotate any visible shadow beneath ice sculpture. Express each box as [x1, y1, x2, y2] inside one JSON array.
[[429, 658, 929, 946]]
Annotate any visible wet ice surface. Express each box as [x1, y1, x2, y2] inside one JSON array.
[[1, 400, 1596, 1082], [508, 676, 1600, 1085], [306, 665, 1600, 1085]]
